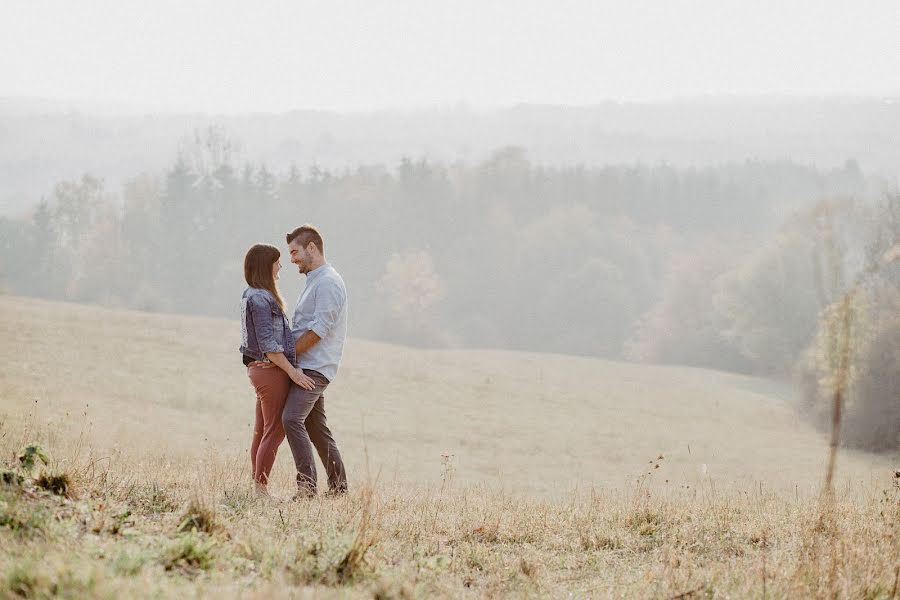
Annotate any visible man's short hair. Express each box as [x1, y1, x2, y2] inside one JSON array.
[[286, 224, 324, 254]]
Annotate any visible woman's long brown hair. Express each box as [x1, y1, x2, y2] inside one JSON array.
[[244, 244, 286, 312]]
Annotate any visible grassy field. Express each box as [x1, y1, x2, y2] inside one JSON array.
[[0, 295, 897, 598]]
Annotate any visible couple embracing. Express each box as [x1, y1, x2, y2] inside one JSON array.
[[240, 224, 348, 499]]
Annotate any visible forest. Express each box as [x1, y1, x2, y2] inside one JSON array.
[[1, 128, 897, 449]]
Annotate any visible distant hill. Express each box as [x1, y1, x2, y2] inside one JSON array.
[[1, 97, 898, 215], [0, 295, 891, 496]]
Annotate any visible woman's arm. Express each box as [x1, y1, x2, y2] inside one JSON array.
[[264, 351, 316, 390], [248, 294, 315, 390]]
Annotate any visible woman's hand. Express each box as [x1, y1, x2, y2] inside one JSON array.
[[290, 368, 316, 391], [263, 351, 316, 390]]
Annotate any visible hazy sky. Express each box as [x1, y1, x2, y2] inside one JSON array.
[[2, 0, 899, 113]]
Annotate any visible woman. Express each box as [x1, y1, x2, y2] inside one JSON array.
[[240, 243, 315, 497]]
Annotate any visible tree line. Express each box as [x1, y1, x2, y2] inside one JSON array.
[[1, 129, 896, 450]]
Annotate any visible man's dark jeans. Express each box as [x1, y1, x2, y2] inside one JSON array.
[[281, 369, 347, 496]]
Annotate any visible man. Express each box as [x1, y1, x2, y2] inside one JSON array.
[[282, 224, 348, 497]]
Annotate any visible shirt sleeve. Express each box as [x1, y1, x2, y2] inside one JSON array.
[[248, 294, 285, 355], [308, 280, 346, 340]]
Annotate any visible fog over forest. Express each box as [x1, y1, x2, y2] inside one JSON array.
[[2, 98, 900, 216], [1, 0, 899, 452], [1, 97, 898, 450]]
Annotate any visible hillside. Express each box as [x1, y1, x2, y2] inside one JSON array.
[[0, 295, 890, 496], [1, 295, 898, 598]]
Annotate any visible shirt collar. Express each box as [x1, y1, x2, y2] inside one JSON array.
[[306, 263, 329, 282]]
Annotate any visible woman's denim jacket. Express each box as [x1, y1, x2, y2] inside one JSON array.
[[240, 287, 296, 365]]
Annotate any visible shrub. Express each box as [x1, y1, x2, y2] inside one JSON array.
[[34, 471, 72, 497], [844, 319, 900, 451], [5, 563, 38, 598], [17, 445, 49, 473], [161, 533, 217, 572], [0, 469, 23, 487], [4, 562, 97, 599], [176, 497, 219, 534], [797, 301, 900, 452]]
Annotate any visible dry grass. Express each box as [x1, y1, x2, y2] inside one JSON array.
[[0, 446, 897, 598], [0, 296, 898, 598]]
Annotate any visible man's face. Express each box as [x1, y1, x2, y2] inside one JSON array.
[[288, 239, 314, 274]]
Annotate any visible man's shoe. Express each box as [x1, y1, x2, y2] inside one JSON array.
[[290, 490, 317, 502]]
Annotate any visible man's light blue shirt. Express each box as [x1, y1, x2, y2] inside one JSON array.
[[291, 264, 348, 382]]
